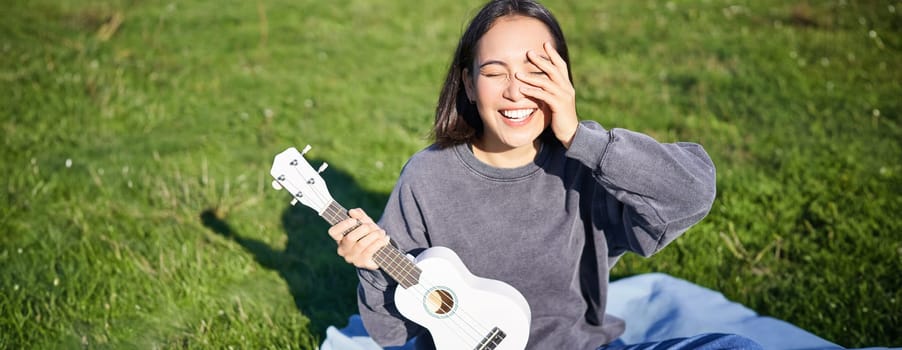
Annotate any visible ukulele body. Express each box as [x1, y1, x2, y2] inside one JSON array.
[[269, 146, 531, 349], [394, 246, 531, 350]]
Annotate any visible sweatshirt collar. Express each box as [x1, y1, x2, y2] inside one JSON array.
[[453, 142, 551, 181]]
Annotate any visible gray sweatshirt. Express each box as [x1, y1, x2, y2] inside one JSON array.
[[357, 121, 717, 349]]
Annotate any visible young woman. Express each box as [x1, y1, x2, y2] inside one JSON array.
[[328, 1, 760, 349]]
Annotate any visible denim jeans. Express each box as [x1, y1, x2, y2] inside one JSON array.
[[597, 333, 764, 350]]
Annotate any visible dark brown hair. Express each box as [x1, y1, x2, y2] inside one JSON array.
[[432, 0, 571, 148]]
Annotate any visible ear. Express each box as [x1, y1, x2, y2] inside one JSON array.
[[462, 68, 475, 103]]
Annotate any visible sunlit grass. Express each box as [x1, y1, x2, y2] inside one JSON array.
[[1, 0, 899, 348]]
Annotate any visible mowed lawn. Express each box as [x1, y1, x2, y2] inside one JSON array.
[[1, 0, 899, 348]]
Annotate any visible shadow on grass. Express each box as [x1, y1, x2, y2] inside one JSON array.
[[200, 158, 389, 336]]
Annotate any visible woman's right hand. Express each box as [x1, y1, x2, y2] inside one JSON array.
[[327, 208, 390, 270]]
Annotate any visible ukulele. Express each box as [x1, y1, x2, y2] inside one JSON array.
[[269, 146, 531, 350]]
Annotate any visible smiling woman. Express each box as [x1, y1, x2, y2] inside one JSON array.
[[2, 0, 896, 347], [321, 0, 756, 349], [462, 17, 566, 168]]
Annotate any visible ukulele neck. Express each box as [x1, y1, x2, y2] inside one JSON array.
[[321, 201, 421, 289]]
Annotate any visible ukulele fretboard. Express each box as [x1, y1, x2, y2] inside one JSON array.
[[321, 201, 422, 289]]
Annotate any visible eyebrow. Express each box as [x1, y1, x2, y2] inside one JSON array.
[[478, 55, 551, 68]]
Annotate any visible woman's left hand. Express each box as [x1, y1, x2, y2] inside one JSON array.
[[517, 41, 579, 148]]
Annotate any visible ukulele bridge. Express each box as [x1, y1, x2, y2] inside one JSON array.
[[474, 326, 506, 350]]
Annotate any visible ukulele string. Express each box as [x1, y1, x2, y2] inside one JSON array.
[[284, 165, 494, 347], [319, 197, 499, 346], [406, 265, 502, 346], [372, 247, 495, 346], [323, 203, 492, 346]]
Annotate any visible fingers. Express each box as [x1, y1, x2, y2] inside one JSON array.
[[516, 71, 559, 96], [542, 41, 569, 78], [517, 42, 579, 148], [515, 68, 574, 107], [327, 208, 374, 241], [341, 232, 390, 270], [517, 83, 554, 103], [522, 42, 569, 87], [518, 44, 574, 99], [347, 208, 375, 223], [327, 217, 360, 242], [342, 221, 380, 243], [327, 208, 389, 270]]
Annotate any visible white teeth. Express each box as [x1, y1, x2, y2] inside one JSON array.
[[501, 109, 535, 120]]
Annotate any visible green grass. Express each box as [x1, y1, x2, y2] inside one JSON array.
[[1, 0, 899, 348]]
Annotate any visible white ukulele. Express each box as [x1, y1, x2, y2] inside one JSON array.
[[269, 146, 531, 350]]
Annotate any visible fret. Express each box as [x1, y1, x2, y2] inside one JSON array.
[[321, 200, 421, 289], [271, 146, 531, 349], [322, 201, 348, 226]]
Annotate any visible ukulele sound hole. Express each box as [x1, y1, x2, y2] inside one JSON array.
[[425, 288, 455, 316]]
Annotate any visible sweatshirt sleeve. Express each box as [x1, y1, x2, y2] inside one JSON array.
[[565, 121, 717, 256], [355, 176, 429, 346]]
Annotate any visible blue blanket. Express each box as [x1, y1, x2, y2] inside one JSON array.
[[320, 273, 889, 350]]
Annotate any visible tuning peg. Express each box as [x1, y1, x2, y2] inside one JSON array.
[[301, 145, 312, 156], [271, 180, 283, 190], [290, 198, 299, 206], [318, 162, 329, 173]]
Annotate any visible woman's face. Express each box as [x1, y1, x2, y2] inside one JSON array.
[[464, 15, 555, 154]]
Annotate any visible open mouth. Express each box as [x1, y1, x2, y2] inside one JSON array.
[[500, 108, 536, 121]]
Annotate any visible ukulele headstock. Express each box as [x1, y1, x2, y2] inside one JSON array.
[[269, 145, 333, 214]]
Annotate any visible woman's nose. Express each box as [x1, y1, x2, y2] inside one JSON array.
[[502, 73, 525, 101]]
